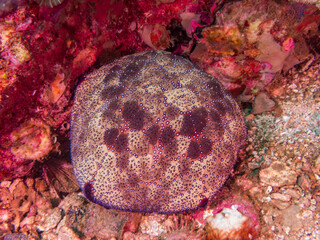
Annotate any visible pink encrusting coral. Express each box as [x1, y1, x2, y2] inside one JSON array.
[[71, 51, 246, 213], [0, 1, 104, 179]]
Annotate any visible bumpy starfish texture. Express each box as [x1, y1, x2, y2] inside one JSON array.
[[71, 51, 246, 213]]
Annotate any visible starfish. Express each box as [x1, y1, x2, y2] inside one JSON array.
[[71, 51, 246, 213]]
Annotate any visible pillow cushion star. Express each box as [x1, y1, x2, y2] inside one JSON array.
[[71, 51, 246, 213]]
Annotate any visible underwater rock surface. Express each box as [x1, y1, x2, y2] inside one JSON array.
[[71, 51, 246, 213]]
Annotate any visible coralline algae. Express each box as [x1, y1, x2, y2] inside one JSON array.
[[71, 51, 246, 213]]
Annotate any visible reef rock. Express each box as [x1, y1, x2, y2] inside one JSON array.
[[71, 51, 246, 213]]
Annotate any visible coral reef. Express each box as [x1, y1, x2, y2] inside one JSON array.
[[1, 0, 320, 238], [190, 0, 315, 97], [71, 51, 246, 213], [0, 1, 104, 180]]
